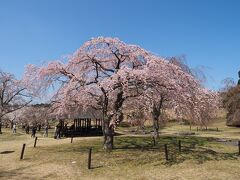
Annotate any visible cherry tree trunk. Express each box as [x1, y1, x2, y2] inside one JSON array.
[[152, 114, 159, 139], [102, 118, 114, 151], [10, 121, 13, 129]]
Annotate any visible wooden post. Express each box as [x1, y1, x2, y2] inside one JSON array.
[[216, 127, 218, 131], [73, 119, 75, 130], [178, 140, 181, 152], [34, 137, 38, 148], [87, 119, 90, 133], [152, 136, 156, 146], [85, 119, 87, 135], [164, 144, 168, 161], [197, 127, 198, 131], [71, 136, 73, 143], [80, 120, 82, 135], [20, 144, 26, 160], [237, 141, 240, 155], [88, 148, 92, 169], [89, 119, 91, 129], [79, 119, 81, 130]]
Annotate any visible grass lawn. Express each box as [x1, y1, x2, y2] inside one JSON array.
[[1, 117, 240, 180]]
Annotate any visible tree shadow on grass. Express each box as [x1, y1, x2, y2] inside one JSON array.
[[0, 165, 33, 179], [42, 173, 56, 179], [0, 150, 15, 154], [113, 136, 209, 150], [160, 145, 238, 167], [113, 136, 239, 166], [90, 165, 103, 169]]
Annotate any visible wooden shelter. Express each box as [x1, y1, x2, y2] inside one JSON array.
[[58, 118, 103, 137]]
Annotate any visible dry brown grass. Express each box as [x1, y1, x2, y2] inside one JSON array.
[[1, 117, 240, 180]]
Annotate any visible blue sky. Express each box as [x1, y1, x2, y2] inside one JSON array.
[[0, 0, 239, 90]]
